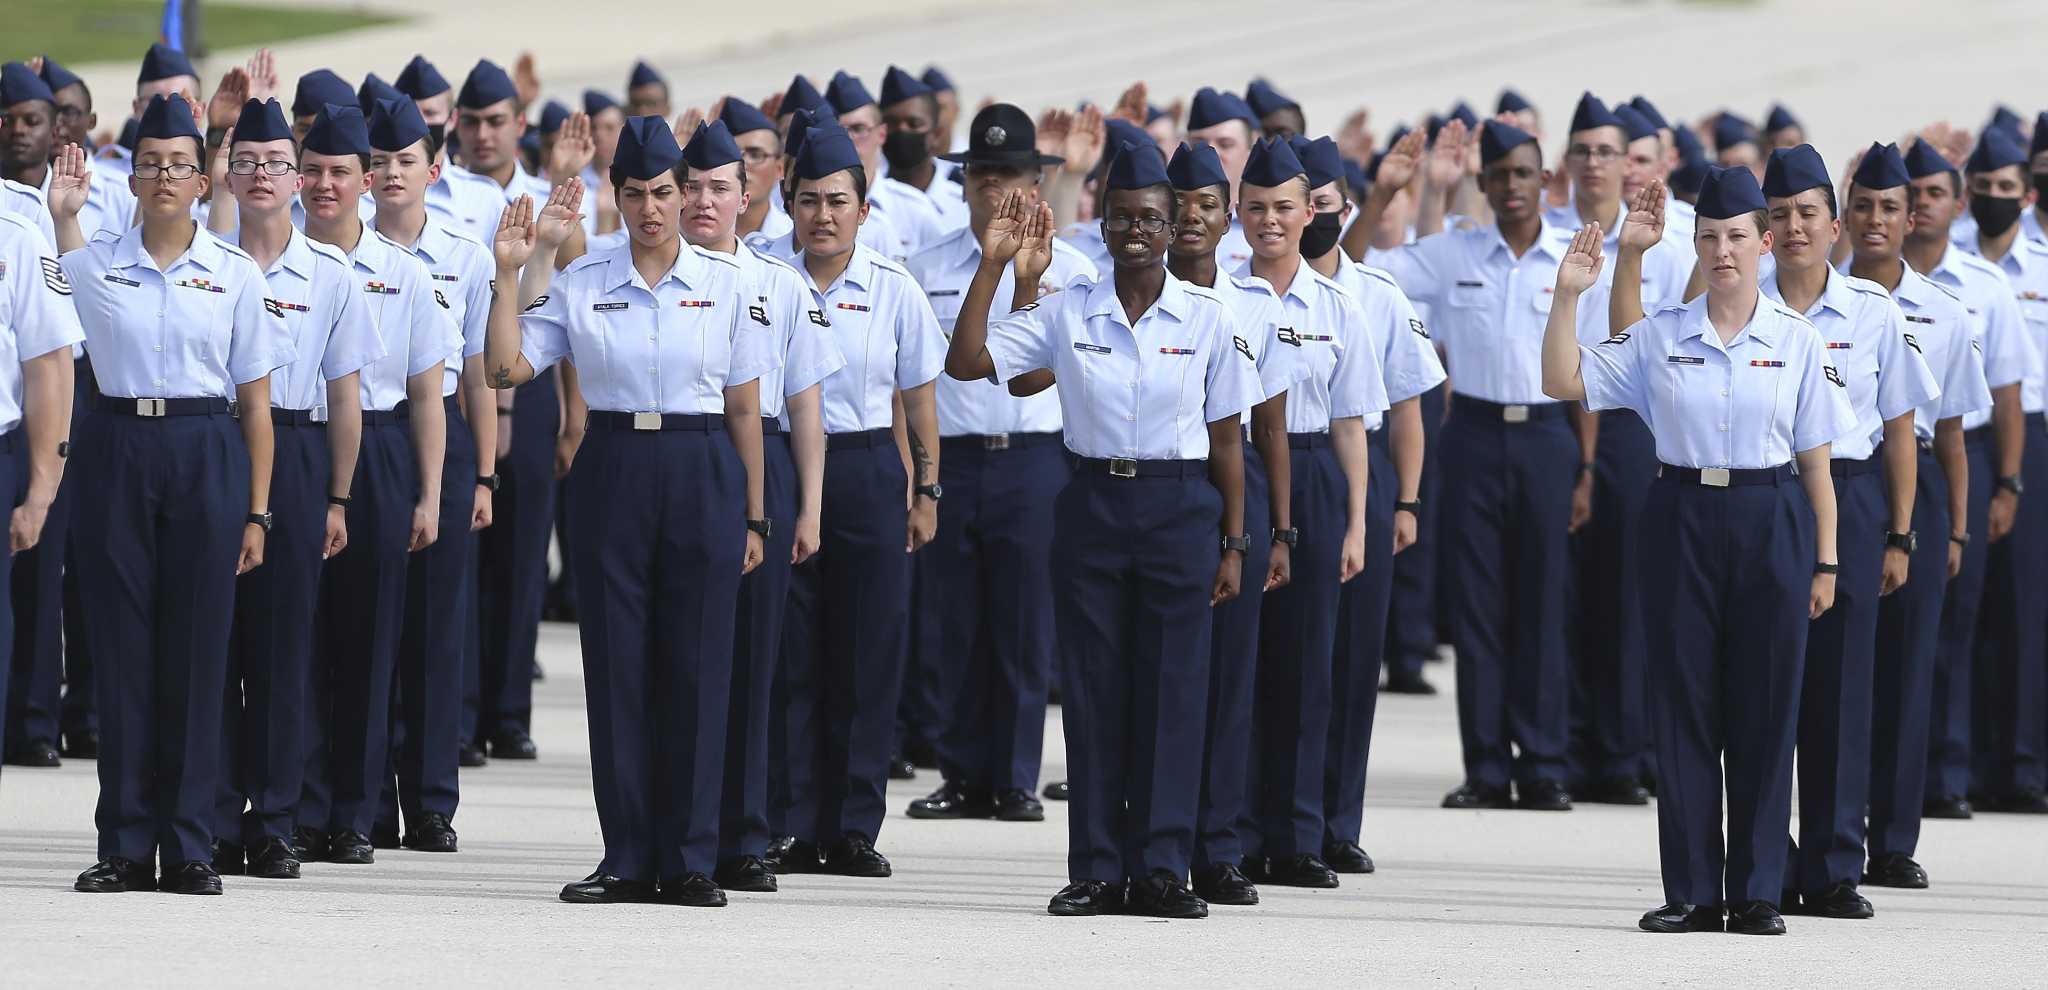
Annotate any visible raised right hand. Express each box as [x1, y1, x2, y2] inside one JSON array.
[[47, 143, 91, 221], [1374, 128, 1426, 194], [979, 190, 1028, 264], [1425, 118, 1467, 189], [1618, 179, 1666, 253], [535, 177, 586, 249], [1556, 223, 1605, 295], [493, 195, 539, 271]]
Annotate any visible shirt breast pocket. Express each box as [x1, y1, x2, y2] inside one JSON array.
[[1530, 287, 1555, 315], [175, 283, 228, 375], [1449, 281, 1491, 310]]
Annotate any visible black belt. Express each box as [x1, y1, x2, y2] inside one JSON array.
[[93, 393, 235, 417], [941, 431, 1059, 452], [270, 407, 330, 426], [361, 407, 409, 425], [1288, 432, 1331, 450], [1658, 462, 1795, 487], [1831, 456, 1880, 478], [586, 411, 718, 432], [761, 416, 784, 436], [827, 428, 894, 450], [1070, 456, 1205, 479], [1453, 396, 1572, 424]]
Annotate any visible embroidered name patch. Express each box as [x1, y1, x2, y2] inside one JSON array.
[[1666, 355, 1705, 365], [364, 281, 400, 295], [835, 302, 870, 312], [927, 289, 960, 298], [593, 302, 629, 312], [1074, 342, 1111, 354], [103, 274, 141, 287], [1904, 314, 1934, 324], [431, 273, 460, 282], [176, 278, 226, 293], [1750, 360, 1785, 368], [1295, 333, 1335, 342], [1455, 280, 1485, 288]]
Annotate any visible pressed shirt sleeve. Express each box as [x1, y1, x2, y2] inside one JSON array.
[[456, 252, 494, 359], [1204, 305, 1265, 423], [724, 280, 777, 389], [1377, 277, 1446, 404], [892, 284, 947, 389], [1371, 233, 1450, 310], [226, 257, 294, 386], [1980, 283, 2037, 390], [1871, 296, 1939, 422], [982, 295, 1059, 384], [780, 271, 845, 396], [1792, 329, 1859, 453], [408, 263, 462, 377], [1936, 313, 1994, 421], [517, 285, 573, 376], [10, 230, 85, 361], [318, 271, 384, 381], [1327, 292, 1391, 420], [1577, 316, 1651, 415]]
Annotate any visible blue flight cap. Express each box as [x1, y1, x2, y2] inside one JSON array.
[[1713, 113, 1758, 152], [1104, 140, 1169, 190], [395, 55, 449, 99], [1628, 96, 1670, 131], [781, 75, 822, 116], [611, 115, 684, 185], [1343, 157, 1369, 194], [1569, 92, 1622, 135], [367, 96, 430, 152], [720, 96, 776, 136], [825, 71, 875, 115], [1103, 118, 1150, 156], [0, 63, 55, 108], [1240, 136, 1305, 188], [1295, 135, 1345, 189], [1761, 144, 1829, 198], [1967, 127, 2028, 174], [1186, 87, 1256, 132], [1166, 141, 1227, 191], [457, 59, 518, 110], [138, 43, 196, 84], [116, 118, 139, 151], [2032, 113, 2048, 159], [1764, 103, 1801, 135], [537, 100, 571, 135], [1674, 125, 1706, 163], [1850, 142, 1909, 191], [1903, 139, 1956, 179], [1145, 104, 1170, 125], [1496, 89, 1531, 115], [1447, 100, 1478, 130], [293, 69, 356, 118], [1479, 119, 1537, 165], [1986, 105, 2022, 136], [920, 66, 954, 93], [1695, 165, 1767, 220], [879, 65, 930, 109], [303, 104, 370, 157], [628, 60, 665, 91], [793, 123, 862, 182], [1383, 124, 1411, 150], [231, 98, 293, 144], [37, 56, 83, 94], [583, 90, 620, 116], [785, 108, 820, 159], [1670, 158, 1709, 195], [1245, 78, 1299, 118], [519, 129, 540, 159], [1423, 113, 1445, 144], [358, 73, 402, 113], [683, 119, 744, 172], [1614, 104, 1658, 144]]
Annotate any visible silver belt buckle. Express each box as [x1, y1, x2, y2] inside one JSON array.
[[1108, 457, 1138, 478], [1501, 404, 1530, 424], [1699, 467, 1731, 488], [136, 397, 166, 417], [632, 412, 662, 431], [983, 433, 1010, 451], [311, 405, 329, 424]]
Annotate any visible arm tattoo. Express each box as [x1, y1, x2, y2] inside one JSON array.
[[908, 427, 931, 486], [490, 367, 514, 390]]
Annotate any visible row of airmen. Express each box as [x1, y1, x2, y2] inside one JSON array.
[[1, 47, 2045, 931]]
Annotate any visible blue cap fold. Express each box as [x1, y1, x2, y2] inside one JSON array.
[[879, 65, 930, 108], [1166, 141, 1227, 191], [628, 61, 665, 91], [1986, 105, 2022, 136], [1344, 157, 1369, 193], [231, 98, 293, 144], [138, 43, 196, 84], [1903, 139, 1956, 179], [1851, 142, 1909, 191], [457, 59, 517, 110], [1446, 101, 1478, 131], [293, 70, 356, 118], [1713, 113, 1758, 152], [1628, 96, 1669, 132], [1104, 140, 1170, 190], [37, 56, 82, 94], [781, 75, 822, 116], [1967, 127, 2027, 174], [1569, 92, 1621, 135], [1496, 89, 1531, 115], [683, 119, 744, 172], [537, 100, 571, 135], [136, 93, 203, 144], [2032, 113, 2048, 159], [0, 62, 55, 108], [793, 121, 862, 181], [1295, 136, 1344, 189], [1695, 165, 1767, 219], [367, 96, 430, 152], [1613, 105, 1658, 144], [303, 104, 370, 156], [1674, 126, 1706, 164], [825, 71, 875, 116], [1245, 78, 1299, 118], [584, 90, 620, 116], [1241, 136, 1306, 188], [720, 96, 776, 136], [358, 73, 402, 113], [395, 55, 449, 100], [920, 66, 954, 93], [1186, 87, 1255, 132], [785, 108, 821, 159], [611, 115, 684, 184], [1479, 120, 1537, 165], [1764, 104, 1801, 135], [1761, 144, 1829, 198]]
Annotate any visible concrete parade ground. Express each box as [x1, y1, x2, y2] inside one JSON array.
[[1, 628, 2043, 986]]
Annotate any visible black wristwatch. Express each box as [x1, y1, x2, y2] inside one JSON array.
[[1577, 462, 1595, 478], [328, 494, 352, 508], [1885, 531, 1917, 553], [56, 440, 70, 459], [477, 473, 500, 492], [1220, 534, 1251, 554], [1395, 499, 1422, 516], [746, 518, 772, 538], [1271, 527, 1299, 546], [247, 511, 274, 533], [914, 483, 944, 502], [1814, 561, 1839, 575], [1997, 473, 2026, 496], [1951, 532, 1971, 547]]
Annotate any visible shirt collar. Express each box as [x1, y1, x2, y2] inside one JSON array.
[[1227, 258, 1320, 308], [1083, 270, 1191, 326], [799, 243, 877, 295], [348, 224, 395, 274], [1489, 216, 1568, 264], [114, 220, 222, 273], [1679, 290, 1780, 349], [1891, 265, 1940, 308], [276, 227, 318, 279], [936, 226, 980, 272], [1762, 264, 1852, 320], [406, 214, 460, 265], [602, 238, 707, 294]]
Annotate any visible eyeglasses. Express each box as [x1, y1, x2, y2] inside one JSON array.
[[1566, 145, 1623, 163], [1103, 216, 1169, 233], [229, 159, 299, 176], [842, 121, 875, 139], [53, 105, 87, 121], [740, 149, 774, 167], [132, 162, 202, 180]]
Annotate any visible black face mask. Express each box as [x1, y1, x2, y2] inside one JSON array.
[[1300, 210, 1343, 259], [1971, 194, 2024, 238], [881, 129, 929, 173]]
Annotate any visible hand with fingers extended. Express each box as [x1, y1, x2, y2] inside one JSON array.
[[671, 106, 706, 142], [1618, 179, 1666, 254], [1374, 128, 1426, 195], [979, 190, 1030, 264], [1063, 105, 1104, 175], [208, 67, 251, 130], [1556, 223, 1606, 296], [547, 112, 595, 183], [1426, 118, 1467, 190], [1111, 82, 1149, 125], [514, 52, 542, 110], [494, 195, 540, 272], [535, 177, 587, 250], [47, 143, 91, 220], [1036, 108, 1070, 161], [246, 49, 279, 102], [1014, 200, 1057, 287]]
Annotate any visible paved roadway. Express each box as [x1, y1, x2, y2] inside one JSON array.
[[1, 625, 2043, 985]]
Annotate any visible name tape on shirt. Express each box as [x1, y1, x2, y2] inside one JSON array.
[[1904, 314, 1934, 324], [1294, 332, 1334, 342], [1455, 280, 1485, 289], [176, 278, 226, 294], [1074, 342, 1111, 354], [927, 289, 960, 298], [1666, 355, 1705, 365], [364, 281, 401, 296], [431, 273, 461, 282], [592, 302, 629, 312], [103, 273, 140, 288]]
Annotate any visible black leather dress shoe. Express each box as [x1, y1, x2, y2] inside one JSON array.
[[906, 782, 994, 820], [1042, 780, 1070, 801], [212, 840, 246, 876], [403, 812, 459, 852], [1441, 782, 1513, 810], [1517, 779, 1573, 812], [1382, 671, 1437, 695], [1265, 853, 1341, 888], [489, 730, 538, 760], [60, 729, 98, 759], [659, 872, 728, 907], [713, 855, 779, 893], [161, 861, 224, 895], [559, 871, 658, 904], [75, 857, 155, 893], [825, 834, 892, 877], [371, 822, 401, 849], [995, 789, 1044, 822], [246, 837, 302, 879], [6, 738, 60, 767], [1922, 795, 1973, 820], [1863, 852, 1928, 888], [1323, 840, 1375, 874], [903, 738, 940, 770], [291, 825, 329, 862], [1637, 902, 1722, 933], [1126, 869, 1208, 919], [1048, 879, 1123, 916], [327, 830, 375, 864], [1726, 900, 1786, 935], [1997, 788, 2048, 814], [1578, 775, 1651, 805], [458, 741, 489, 768], [768, 838, 825, 874], [1787, 882, 1872, 919], [1192, 863, 1259, 906]]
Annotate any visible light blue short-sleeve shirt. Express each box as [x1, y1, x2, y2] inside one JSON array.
[[230, 227, 384, 410], [794, 244, 945, 434], [0, 213, 87, 431], [1762, 267, 1938, 460]]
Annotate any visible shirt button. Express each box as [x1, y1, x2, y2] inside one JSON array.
[[153, 345, 163, 352], [1125, 414, 1135, 421], [1719, 423, 1729, 432], [1720, 389, 1729, 397]]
